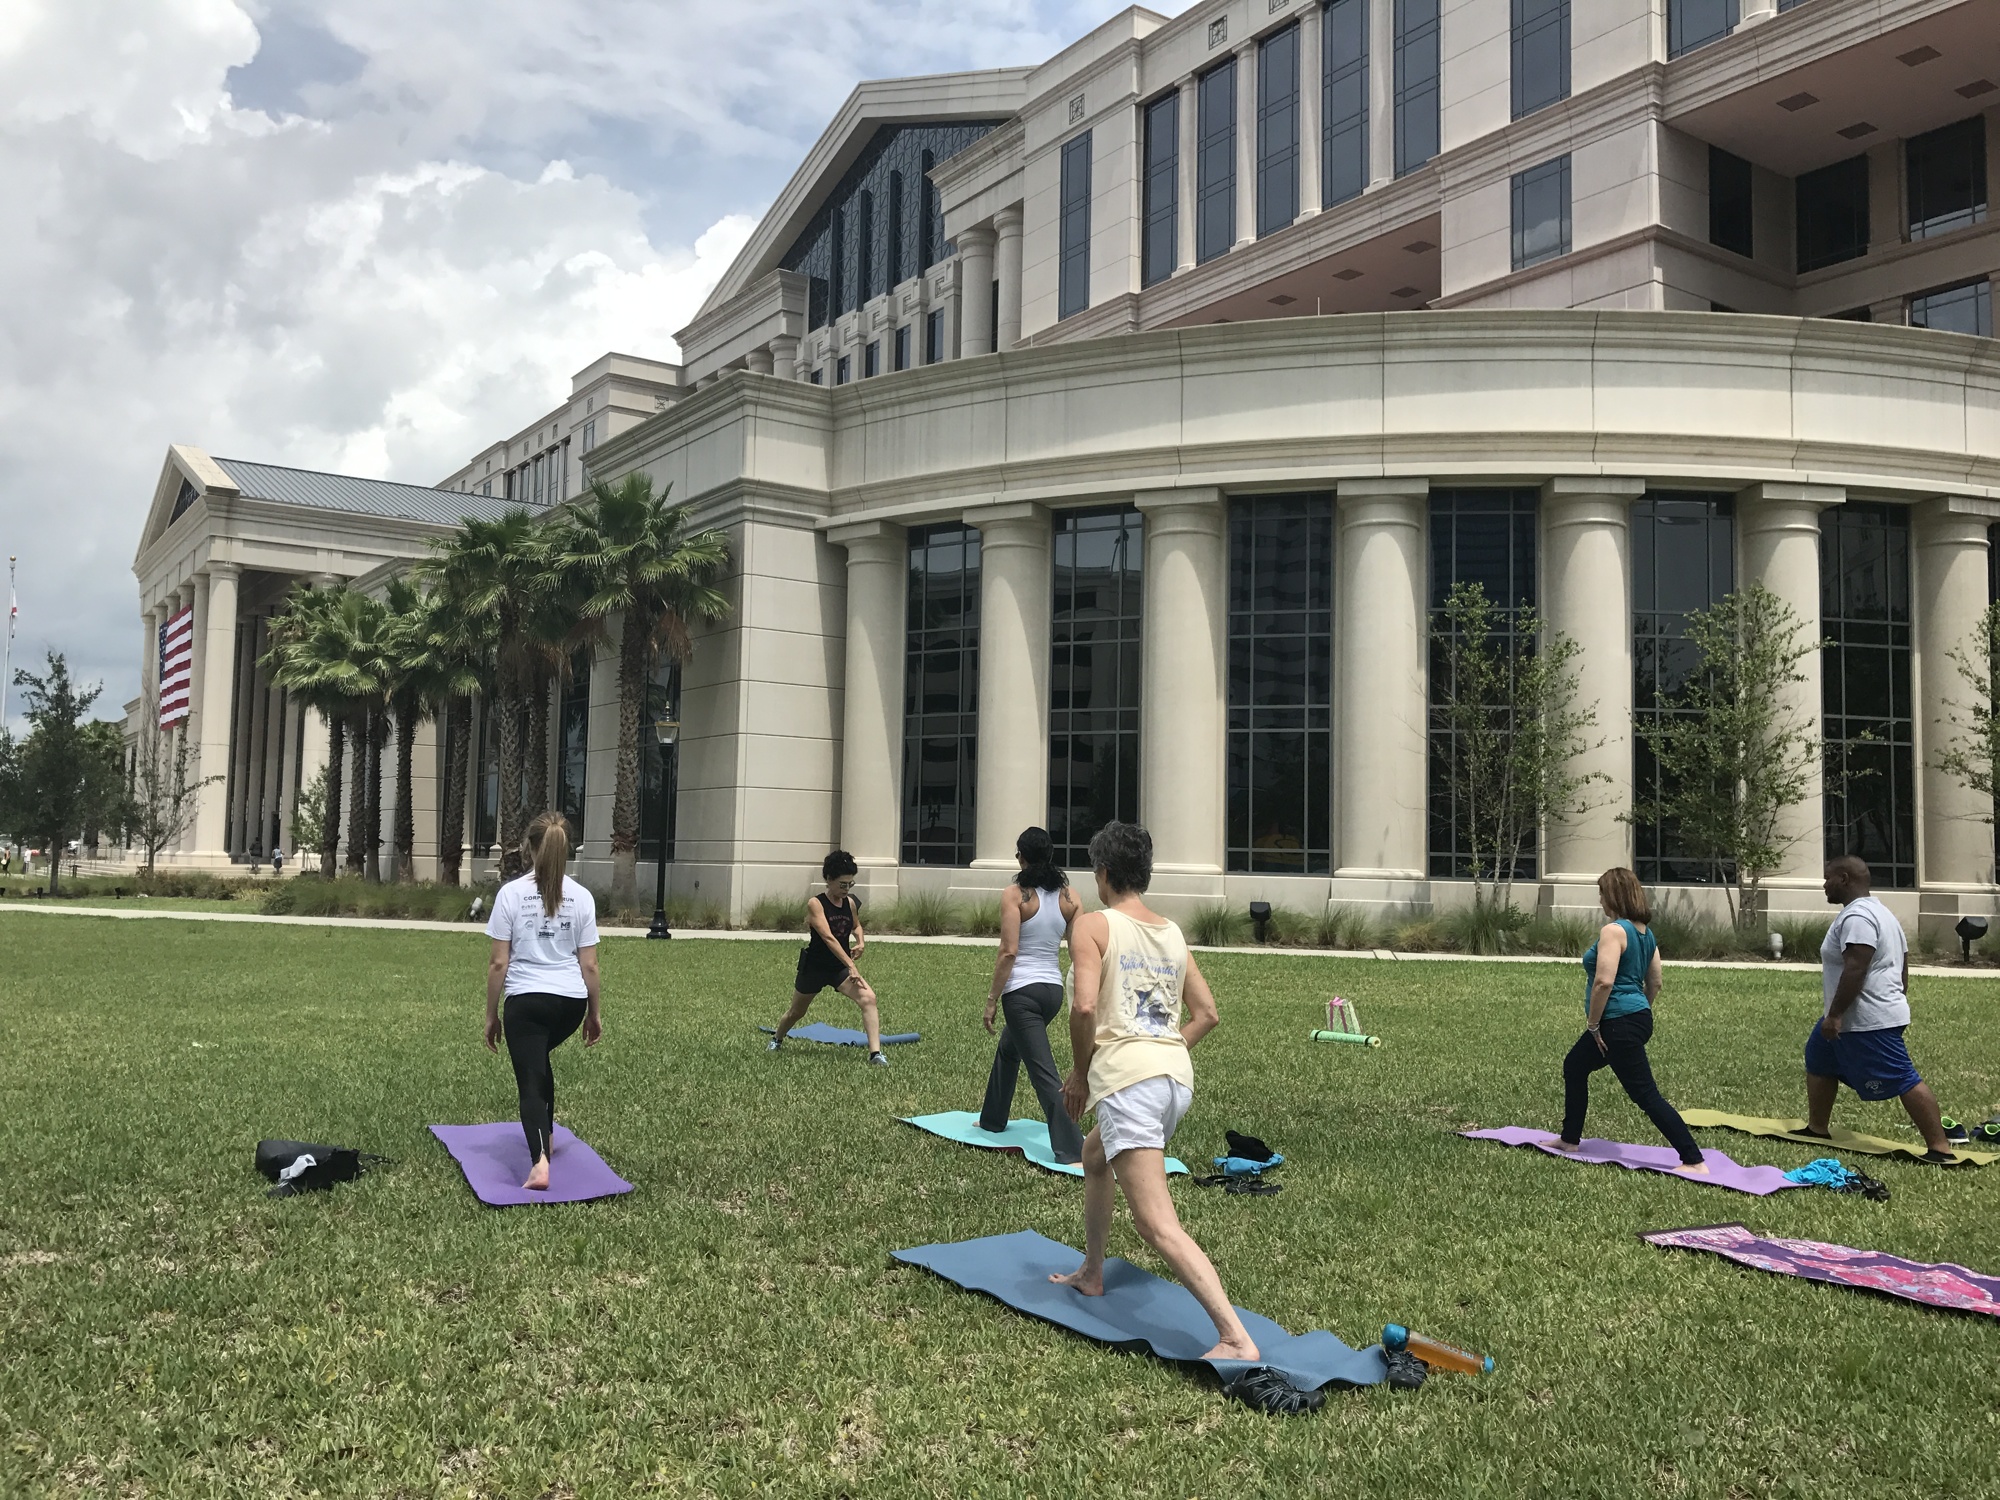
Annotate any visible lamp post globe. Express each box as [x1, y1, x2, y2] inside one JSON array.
[[646, 717, 680, 940]]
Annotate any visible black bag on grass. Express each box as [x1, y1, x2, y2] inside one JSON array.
[[254, 1139, 378, 1198]]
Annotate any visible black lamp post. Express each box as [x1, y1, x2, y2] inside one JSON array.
[[646, 715, 680, 940]]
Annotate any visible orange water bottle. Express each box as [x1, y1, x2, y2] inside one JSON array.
[[1382, 1324, 1494, 1375]]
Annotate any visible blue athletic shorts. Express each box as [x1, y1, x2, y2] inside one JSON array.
[[1803, 1020, 1922, 1102]]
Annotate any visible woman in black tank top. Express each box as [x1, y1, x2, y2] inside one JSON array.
[[766, 851, 889, 1064]]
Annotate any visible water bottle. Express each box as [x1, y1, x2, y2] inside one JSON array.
[[1382, 1324, 1494, 1375]]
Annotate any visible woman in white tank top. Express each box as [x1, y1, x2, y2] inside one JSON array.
[[977, 827, 1084, 1163]]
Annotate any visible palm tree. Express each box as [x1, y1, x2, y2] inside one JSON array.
[[414, 571, 492, 886], [553, 473, 730, 907], [261, 586, 384, 878], [382, 580, 464, 882]]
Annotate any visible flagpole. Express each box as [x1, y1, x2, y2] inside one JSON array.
[[1, 555, 15, 731]]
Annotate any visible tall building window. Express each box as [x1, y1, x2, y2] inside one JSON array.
[[1428, 490, 1539, 879], [580, 419, 597, 453], [894, 324, 911, 371], [926, 308, 945, 364], [1821, 504, 1915, 888], [856, 190, 875, 304], [1323, 0, 1368, 207], [1668, 0, 1737, 59], [1059, 132, 1093, 320], [887, 171, 905, 287], [1511, 155, 1571, 270], [1394, 0, 1440, 176], [904, 524, 981, 866], [557, 649, 590, 843], [1049, 508, 1144, 866], [1796, 154, 1869, 272], [1907, 116, 1988, 240], [830, 206, 847, 316], [1256, 23, 1301, 237], [1510, 0, 1569, 119], [1909, 279, 1993, 337], [836, 355, 851, 386], [864, 341, 881, 378], [1632, 494, 1735, 884], [1227, 494, 1334, 875], [637, 660, 681, 864], [1141, 92, 1179, 288], [1196, 60, 1237, 264], [1709, 147, 1754, 257], [920, 151, 941, 271]]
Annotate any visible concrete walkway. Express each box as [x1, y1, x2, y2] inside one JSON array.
[[5, 900, 1997, 979]]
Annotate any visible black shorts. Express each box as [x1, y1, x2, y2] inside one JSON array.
[[794, 950, 853, 996]]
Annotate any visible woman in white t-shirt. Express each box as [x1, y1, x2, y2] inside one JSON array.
[[484, 811, 602, 1190]]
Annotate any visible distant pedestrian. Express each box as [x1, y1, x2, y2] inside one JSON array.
[[271, 845, 285, 876]]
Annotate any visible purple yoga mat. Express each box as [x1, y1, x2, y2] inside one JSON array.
[[1646, 1223, 2000, 1320], [1464, 1126, 1799, 1196], [429, 1123, 634, 1207]]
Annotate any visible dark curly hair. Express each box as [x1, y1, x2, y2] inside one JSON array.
[[822, 850, 859, 880], [1014, 826, 1068, 893], [1086, 821, 1153, 895]]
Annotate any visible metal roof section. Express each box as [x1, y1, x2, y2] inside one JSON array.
[[211, 458, 541, 527]]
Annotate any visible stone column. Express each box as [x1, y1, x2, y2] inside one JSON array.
[[1739, 483, 1844, 894], [1542, 478, 1645, 885], [970, 503, 1052, 868], [1334, 479, 1428, 882], [276, 695, 304, 856], [770, 335, 800, 381], [1297, 0, 1323, 220], [830, 521, 908, 889], [1234, 40, 1258, 247], [1368, 0, 1394, 187], [140, 606, 160, 706], [744, 347, 775, 375], [1916, 498, 1998, 890], [959, 224, 997, 358], [190, 562, 240, 858], [1739, 0, 1778, 24], [1136, 489, 1229, 881], [238, 615, 270, 855], [1176, 76, 1199, 271], [994, 205, 1025, 352]]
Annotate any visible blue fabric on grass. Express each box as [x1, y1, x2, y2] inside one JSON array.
[[761, 1023, 920, 1046], [1212, 1153, 1284, 1177], [894, 1230, 1388, 1393], [901, 1111, 1189, 1178], [1784, 1157, 1862, 1189]]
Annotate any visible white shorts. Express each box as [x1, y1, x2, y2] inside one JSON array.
[[1094, 1075, 1194, 1161]]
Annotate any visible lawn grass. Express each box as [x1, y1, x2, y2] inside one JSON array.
[[3, 914, 1997, 1499]]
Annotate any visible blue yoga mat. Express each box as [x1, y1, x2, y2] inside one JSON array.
[[761, 1023, 920, 1046], [894, 1230, 1388, 1393], [902, 1110, 1190, 1178]]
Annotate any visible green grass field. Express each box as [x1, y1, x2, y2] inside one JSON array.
[[4, 914, 1997, 1499]]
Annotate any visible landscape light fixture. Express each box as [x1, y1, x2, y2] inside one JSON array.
[[1768, 931, 1784, 960], [1955, 915, 1988, 964], [1249, 900, 1272, 944], [647, 718, 681, 941]]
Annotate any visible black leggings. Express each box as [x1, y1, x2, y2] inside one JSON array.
[[504, 992, 587, 1162], [1561, 1008, 1703, 1165]]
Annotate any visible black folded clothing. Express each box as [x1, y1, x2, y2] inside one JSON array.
[[254, 1138, 386, 1198]]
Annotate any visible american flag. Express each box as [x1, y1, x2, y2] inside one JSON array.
[[158, 605, 195, 728]]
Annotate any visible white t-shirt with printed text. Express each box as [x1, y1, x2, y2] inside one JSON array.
[[1819, 894, 1909, 1032], [486, 874, 599, 998]]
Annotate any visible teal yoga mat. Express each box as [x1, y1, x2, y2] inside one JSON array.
[[901, 1110, 1191, 1178]]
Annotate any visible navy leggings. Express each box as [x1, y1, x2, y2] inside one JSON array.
[[1561, 1008, 1703, 1165], [504, 992, 587, 1162]]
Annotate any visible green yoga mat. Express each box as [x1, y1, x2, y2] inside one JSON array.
[[1681, 1109, 1997, 1166], [901, 1111, 1190, 1178]]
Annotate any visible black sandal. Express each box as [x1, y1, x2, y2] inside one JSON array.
[[1225, 1366, 1326, 1415]]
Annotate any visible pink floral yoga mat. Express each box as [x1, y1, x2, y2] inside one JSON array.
[[1644, 1223, 2000, 1320]]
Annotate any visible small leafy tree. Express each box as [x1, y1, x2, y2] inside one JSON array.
[[1430, 582, 1604, 909], [290, 764, 331, 865], [1933, 599, 2000, 816], [128, 695, 223, 871], [1628, 584, 1825, 928], [3, 653, 126, 894]]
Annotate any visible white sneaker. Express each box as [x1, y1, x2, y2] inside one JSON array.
[[868, 1050, 889, 1067], [766, 1037, 783, 1052]]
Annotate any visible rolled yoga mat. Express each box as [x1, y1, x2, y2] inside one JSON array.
[[1310, 1028, 1383, 1048], [1644, 1222, 2000, 1321], [900, 1111, 1190, 1178], [1680, 1109, 1996, 1167], [429, 1123, 634, 1207], [760, 1023, 921, 1046], [1463, 1127, 1800, 1195], [893, 1229, 1388, 1393]]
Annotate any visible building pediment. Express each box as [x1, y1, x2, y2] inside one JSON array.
[[134, 445, 240, 564]]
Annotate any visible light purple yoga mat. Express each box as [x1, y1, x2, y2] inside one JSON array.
[[1464, 1126, 1799, 1196], [429, 1123, 634, 1207]]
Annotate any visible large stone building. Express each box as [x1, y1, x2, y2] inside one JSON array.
[[133, 0, 2000, 933]]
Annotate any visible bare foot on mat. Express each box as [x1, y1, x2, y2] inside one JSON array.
[[1201, 1335, 1262, 1362], [1551, 1138, 1583, 1152], [1673, 1161, 1711, 1176], [1048, 1266, 1104, 1296], [523, 1157, 551, 1191]]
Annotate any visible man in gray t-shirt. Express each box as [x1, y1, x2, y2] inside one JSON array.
[[1800, 857, 1955, 1161]]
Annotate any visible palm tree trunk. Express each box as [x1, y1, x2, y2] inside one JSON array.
[[321, 713, 346, 878], [496, 675, 524, 880], [610, 613, 647, 908], [394, 701, 418, 883], [525, 671, 550, 820], [344, 710, 368, 875], [440, 696, 471, 886], [365, 708, 389, 883]]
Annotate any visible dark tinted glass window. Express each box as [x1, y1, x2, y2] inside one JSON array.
[[1668, 0, 1737, 59], [920, 150, 940, 269], [1323, 0, 1368, 207], [1821, 504, 1914, 888], [1059, 132, 1093, 320], [1142, 93, 1179, 288], [1796, 154, 1869, 272], [1633, 494, 1734, 884], [1257, 23, 1301, 237], [1511, 155, 1570, 269], [1197, 61, 1237, 263], [1908, 116, 1988, 240], [1394, 0, 1440, 175], [1511, 0, 1569, 119], [864, 341, 880, 378], [1049, 508, 1144, 865], [1909, 279, 1993, 337], [1429, 489, 1538, 879], [637, 660, 681, 863], [1709, 146, 1753, 256], [904, 524, 981, 866], [1227, 494, 1334, 875], [894, 324, 911, 371], [856, 190, 874, 303], [926, 308, 944, 364], [836, 355, 850, 386]]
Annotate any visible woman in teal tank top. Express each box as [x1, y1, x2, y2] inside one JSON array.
[[1555, 868, 1706, 1171]]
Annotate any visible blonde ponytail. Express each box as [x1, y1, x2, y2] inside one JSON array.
[[525, 811, 570, 917]]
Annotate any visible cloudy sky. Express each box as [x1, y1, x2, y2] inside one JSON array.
[[0, 0, 1146, 728]]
